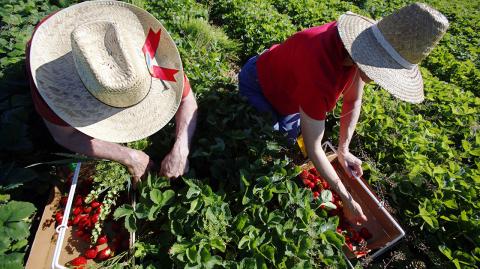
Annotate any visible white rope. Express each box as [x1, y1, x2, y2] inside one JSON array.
[[370, 24, 415, 69]]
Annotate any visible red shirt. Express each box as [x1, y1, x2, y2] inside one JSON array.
[[26, 13, 191, 126], [256, 22, 356, 120]]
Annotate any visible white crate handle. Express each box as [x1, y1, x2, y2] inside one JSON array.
[[52, 162, 82, 269]]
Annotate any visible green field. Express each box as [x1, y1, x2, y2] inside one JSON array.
[[0, 0, 478, 268]]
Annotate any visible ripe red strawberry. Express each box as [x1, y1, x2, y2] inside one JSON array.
[[313, 191, 320, 198], [300, 170, 309, 180], [55, 211, 63, 224], [97, 235, 108, 245], [74, 196, 83, 207], [73, 215, 81, 225], [97, 247, 113, 260], [90, 201, 101, 208], [84, 246, 98, 259], [73, 207, 82, 216], [309, 167, 317, 175], [83, 207, 92, 214], [302, 179, 311, 186], [322, 181, 329, 189], [91, 214, 99, 224], [70, 256, 87, 268], [75, 230, 84, 238]]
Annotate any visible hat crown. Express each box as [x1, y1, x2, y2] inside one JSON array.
[[71, 21, 151, 107], [376, 2, 449, 64]]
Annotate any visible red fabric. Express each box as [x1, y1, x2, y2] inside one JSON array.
[[256, 22, 357, 120], [182, 74, 191, 99], [27, 13, 191, 126]]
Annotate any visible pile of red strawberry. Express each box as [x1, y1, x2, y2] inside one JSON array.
[[299, 167, 373, 258], [53, 168, 129, 268]]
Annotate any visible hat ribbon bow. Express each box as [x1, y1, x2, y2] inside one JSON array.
[[142, 28, 179, 82]]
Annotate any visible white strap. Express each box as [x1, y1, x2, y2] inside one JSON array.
[[371, 24, 415, 69]]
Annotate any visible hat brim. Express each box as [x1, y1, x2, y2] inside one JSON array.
[[29, 1, 184, 143], [338, 12, 424, 103]]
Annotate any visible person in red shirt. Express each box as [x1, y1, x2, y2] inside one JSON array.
[[239, 3, 448, 225], [27, 2, 198, 183]]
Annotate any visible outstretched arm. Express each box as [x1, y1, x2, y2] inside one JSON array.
[[44, 120, 151, 184], [160, 90, 198, 178], [338, 68, 365, 177], [300, 108, 367, 225]]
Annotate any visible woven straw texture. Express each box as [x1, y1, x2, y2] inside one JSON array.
[[29, 0, 184, 143], [338, 3, 448, 103]]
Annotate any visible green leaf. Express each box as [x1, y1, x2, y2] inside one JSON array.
[[161, 190, 175, 206], [150, 189, 163, 205], [113, 204, 134, 220], [320, 190, 333, 203], [443, 199, 458, 209], [210, 237, 226, 252], [259, 244, 275, 262], [238, 235, 250, 249], [147, 205, 160, 221], [469, 148, 480, 156], [169, 243, 189, 255], [0, 237, 11, 254], [125, 214, 137, 233], [322, 230, 344, 248], [10, 239, 28, 252], [0, 253, 24, 269], [186, 245, 197, 263], [321, 201, 337, 210], [0, 201, 36, 223], [187, 198, 202, 214]]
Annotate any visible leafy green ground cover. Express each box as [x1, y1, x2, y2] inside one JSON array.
[[0, 0, 478, 268]]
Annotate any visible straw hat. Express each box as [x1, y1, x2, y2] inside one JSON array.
[[337, 3, 449, 103], [29, 1, 184, 143]]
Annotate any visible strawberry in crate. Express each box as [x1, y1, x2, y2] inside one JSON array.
[[298, 166, 373, 258]]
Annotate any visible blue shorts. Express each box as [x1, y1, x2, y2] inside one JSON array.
[[238, 55, 301, 142]]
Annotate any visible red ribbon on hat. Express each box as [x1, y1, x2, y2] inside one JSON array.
[[142, 29, 179, 82]]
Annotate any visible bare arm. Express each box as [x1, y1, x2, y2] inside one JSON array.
[[338, 69, 365, 177], [160, 90, 198, 178], [44, 120, 150, 184], [300, 107, 367, 225]]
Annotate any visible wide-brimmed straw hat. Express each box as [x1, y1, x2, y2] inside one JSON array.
[[338, 3, 449, 103], [29, 0, 184, 143]]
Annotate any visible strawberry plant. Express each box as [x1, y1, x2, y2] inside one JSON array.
[[0, 200, 36, 269], [204, 0, 297, 61]]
